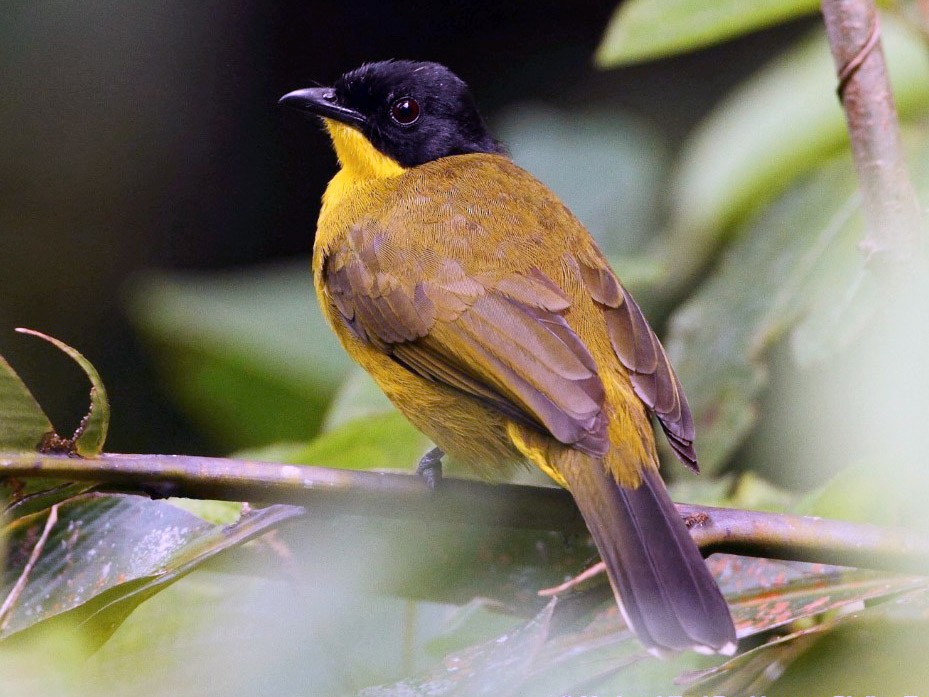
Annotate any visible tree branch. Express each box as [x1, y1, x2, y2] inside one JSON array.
[[3, 452, 929, 575], [820, 0, 926, 260]]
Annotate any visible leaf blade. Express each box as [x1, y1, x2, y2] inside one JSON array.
[[0, 353, 53, 451], [659, 17, 929, 294], [596, 0, 820, 67], [14, 329, 109, 456]]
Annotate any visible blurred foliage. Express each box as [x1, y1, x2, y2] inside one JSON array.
[[660, 15, 929, 295], [4, 1, 929, 695], [496, 104, 670, 255], [239, 411, 429, 470], [597, 0, 820, 67], [668, 146, 880, 474], [126, 263, 354, 450]]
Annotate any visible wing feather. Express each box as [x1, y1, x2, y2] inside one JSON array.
[[574, 254, 698, 470], [323, 227, 608, 456]]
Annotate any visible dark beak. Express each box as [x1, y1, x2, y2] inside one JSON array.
[[278, 87, 366, 129]]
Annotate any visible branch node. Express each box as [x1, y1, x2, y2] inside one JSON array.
[[836, 12, 882, 101]]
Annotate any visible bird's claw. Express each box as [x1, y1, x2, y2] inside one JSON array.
[[416, 446, 444, 489]]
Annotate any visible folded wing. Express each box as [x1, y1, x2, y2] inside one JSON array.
[[323, 224, 608, 455]]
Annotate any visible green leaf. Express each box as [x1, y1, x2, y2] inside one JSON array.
[[240, 411, 429, 471], [360, 600, 557, 697], [165, 498, 244, 525], [15, 328, 109, 456], [0, 352, 53, 451], [659, 17, 929, 294], [125, 261, 354, 450], [767, 588, 929, 693], [322, 368, 396, 432], [596, 0, 819, 67], [665, 152, 860, 472], [670, 472, 795, 512], [0, 493, 302, 646], [1, 333, 106, 519], [666, 130, 929, 475], [796, 461, 929, 528]]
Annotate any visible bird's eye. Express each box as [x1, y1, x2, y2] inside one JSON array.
[[389, 97, 421, 126]]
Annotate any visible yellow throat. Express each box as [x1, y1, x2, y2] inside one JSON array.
[[325, 119, 405, 180], [319, 119, 407, 222]]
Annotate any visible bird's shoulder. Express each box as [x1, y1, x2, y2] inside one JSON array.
[[346, 153, 591, 272]]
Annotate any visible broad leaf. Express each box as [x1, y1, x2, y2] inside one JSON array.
[[15, 329, 109, 456], [1, 492, 303, 646], [665, 153, 858, 472], [596, 0, 819, 67], [659, 18, 929, 295], [322, 368, 396, 432], [125, 262, 354, 450], [666, 132, 929, 473], [238, 411, 428, 471], [0, 353, 52, 451]]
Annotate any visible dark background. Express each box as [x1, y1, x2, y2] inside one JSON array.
[[0, 1, 807, 454]]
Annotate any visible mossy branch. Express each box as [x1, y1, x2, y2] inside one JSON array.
[[2, 451, 929, 575]]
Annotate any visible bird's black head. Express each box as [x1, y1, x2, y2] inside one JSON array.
[[279, 60, 506, 168]]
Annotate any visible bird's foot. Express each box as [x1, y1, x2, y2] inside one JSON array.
[[416, 446, 444, 489]]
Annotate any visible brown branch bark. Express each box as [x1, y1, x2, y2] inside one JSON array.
[[3, 452, 929, 575], [820, 0, 926, 261]]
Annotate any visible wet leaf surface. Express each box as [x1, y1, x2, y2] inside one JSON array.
[[0, 492, 303, 645], [355, 552, 925, 696]]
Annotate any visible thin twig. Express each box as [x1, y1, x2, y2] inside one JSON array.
[[3, 452, 929, 575], [820, 0, 926, 261], [0, 503, 58, 631], [538, 561, 607, 596]]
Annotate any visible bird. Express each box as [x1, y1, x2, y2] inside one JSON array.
[[279, 60, 737, 656]]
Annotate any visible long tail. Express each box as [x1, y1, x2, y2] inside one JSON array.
[[560, 460, 737, 655]]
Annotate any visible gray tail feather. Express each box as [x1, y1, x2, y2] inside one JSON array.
[[563, 464, 736, 655]]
